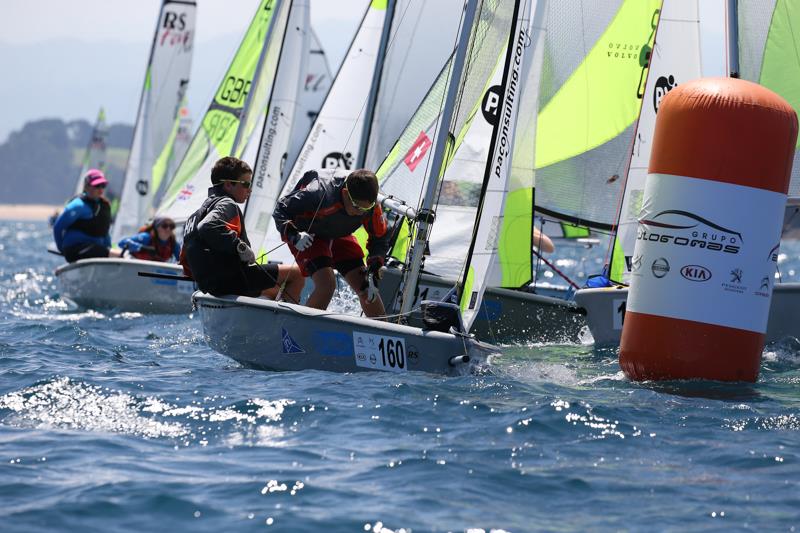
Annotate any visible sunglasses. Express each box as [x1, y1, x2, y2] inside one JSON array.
[[158, 223, 176, 230], [345, 187, 375, 213], [90, 183, 107, 189], [221, 179, 252, 189]]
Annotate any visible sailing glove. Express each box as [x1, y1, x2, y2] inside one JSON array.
[[293, 232, 314, 252], [366, 275, 379, 304], [236, 241, 256, 264], [366, 255, 384, 280]]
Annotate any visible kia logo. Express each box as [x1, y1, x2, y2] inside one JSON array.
[[680, 264, 711, 282]]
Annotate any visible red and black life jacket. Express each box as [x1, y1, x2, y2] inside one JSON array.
[[132, 226, 175, 262]]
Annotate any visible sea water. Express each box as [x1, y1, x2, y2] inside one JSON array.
[[1, 221, 798, 532]]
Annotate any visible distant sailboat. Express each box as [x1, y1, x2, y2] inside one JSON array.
[[74, 107, 109, 197]]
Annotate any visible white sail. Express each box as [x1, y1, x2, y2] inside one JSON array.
[[112, 0, 196, 242], [74, 107, 109, 196], [243, 0, 311, 250], [292, 29, 332, 162], [257, 1, 395, 263], [156, 0, 290, 223], [612, 0, 704, 282]]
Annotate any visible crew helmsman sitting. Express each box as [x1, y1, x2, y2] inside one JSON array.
[[118, 217, 180, 262], [53, 169, 122, 263]]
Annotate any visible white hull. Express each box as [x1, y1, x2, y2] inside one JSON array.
[[379, 267, 585, 344], [574, 283, 800, 346], [55, 258, 194, 314], [195, 293, 499, 375]]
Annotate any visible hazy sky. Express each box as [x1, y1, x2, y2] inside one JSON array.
[[0, 0, 367, 139]]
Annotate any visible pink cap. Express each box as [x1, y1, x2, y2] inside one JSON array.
[[84, 168, 108, 187]]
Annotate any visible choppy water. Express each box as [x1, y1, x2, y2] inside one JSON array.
[[1, 221, 799, 532]]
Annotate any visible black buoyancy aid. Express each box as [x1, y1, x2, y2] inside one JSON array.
[[132, 228, 175, 262], [69, 195, 111, 237]]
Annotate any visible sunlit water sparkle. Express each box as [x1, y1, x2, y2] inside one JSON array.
[[1, 221, 799, 532]]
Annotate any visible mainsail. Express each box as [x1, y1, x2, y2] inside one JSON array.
[[243, 0, 311, 249], [738, 0, 800, 196], [74, 107, 109, 196], [156, 0, 288, 222], [609, 0, 704, 282], [256, 0, 397, 263], [112, 0, 196, 242]]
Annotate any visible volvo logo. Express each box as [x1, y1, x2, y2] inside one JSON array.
[[680, 264, 711, 282], [651, 257, 670, 278]]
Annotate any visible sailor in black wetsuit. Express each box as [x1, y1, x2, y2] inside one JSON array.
[[180, 157, 304, 301]]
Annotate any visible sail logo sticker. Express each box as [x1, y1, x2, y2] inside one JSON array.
[[651, 258, 670, 278], [321, 151, 353, 170], [653, 75, 677, 113], [177, 184, 195, 201], [404, 131, 432, 172], [680, 264, 711, 282], [481, 85, 503, 125], [136, 180, 149, 196], [282, 328, 305, 354]]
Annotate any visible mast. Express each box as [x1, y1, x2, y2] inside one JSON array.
[[356, 0, 397, 168], [727, 0, 739, 77], [398, 0, 479, 317], [231, 0, 286, 156]]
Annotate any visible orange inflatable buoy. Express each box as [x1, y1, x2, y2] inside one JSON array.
[[620, 78, 798, 382]]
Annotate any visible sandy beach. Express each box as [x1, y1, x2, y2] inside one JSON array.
[[0, 204, 61, 221]]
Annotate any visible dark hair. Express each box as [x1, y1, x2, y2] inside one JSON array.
[[211, 157, 252, 185], [346, 169, 379, 202]]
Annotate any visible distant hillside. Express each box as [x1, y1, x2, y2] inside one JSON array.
[[0, 119, 132, 204]]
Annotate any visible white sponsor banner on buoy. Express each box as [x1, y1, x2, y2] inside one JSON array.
[[627, 173, 786, 333]]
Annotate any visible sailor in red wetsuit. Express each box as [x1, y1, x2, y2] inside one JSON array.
[[181, 157, 304, 302], [273, 168, 389, 318], [118, 217, 181, 262]]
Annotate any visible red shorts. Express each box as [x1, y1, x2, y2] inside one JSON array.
[[284, 234, 364, 277]]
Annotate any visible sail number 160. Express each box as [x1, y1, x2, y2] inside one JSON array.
[[378, 338, 405, 369]]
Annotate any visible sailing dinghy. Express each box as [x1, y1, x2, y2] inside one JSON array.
[[196, 0, 541, 374], [55, 0, 197, 313], [574, 0, 800, 346]]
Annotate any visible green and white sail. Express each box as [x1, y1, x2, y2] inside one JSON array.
[[457, 0, 540, 328], [531, 0, 661, 231], [243, 0, 311, 249], [738, 0, 800, 196], [74, 107, 109, 196], [257, 0, 396, 263], [610, 0, 704, 283], [112, 0, 196, 242], [151, 104, 193, 208], [156, 0, 288, 222]]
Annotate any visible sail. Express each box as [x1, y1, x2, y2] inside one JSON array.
[[257, 0, 395, 263], [364, 0, 468, 170], [75, 107, 109, 196], [458, 0, 539, 328], [610, 0, 703, 282], [156, 0, 286, 222], [532, 0, 661, 230], [243, 0, 311, 251], [151, 104, 193, 208], [738, 0, 800, 196], [292, 29, 332, 162], [112, 0, 196, 242]]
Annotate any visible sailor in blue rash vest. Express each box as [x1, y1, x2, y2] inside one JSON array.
[[118, 217, 181, 262], [52, 169, 123, 263]]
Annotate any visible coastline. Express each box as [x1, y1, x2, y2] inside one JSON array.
[[0, 204, 61, 221]]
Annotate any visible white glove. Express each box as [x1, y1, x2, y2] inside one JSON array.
[[366, 275, 379, 303], [236, 241, 256, 264], [294, 232, 314, 252]]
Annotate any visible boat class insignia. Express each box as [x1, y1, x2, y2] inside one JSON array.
[[281, 327, 305, 354]]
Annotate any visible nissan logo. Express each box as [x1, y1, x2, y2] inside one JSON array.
[[651, 258, 670, 278], [680, 264, 712, 282]]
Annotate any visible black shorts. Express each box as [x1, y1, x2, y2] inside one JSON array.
[[206, 263, 280, 298], [62, 243, 110, 263]]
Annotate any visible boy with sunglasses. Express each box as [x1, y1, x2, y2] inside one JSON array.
[[273, 168, 389, 317], [117, 217, 181, 262], [53, 169, 123, 263], [180, 157, 304, 302]]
